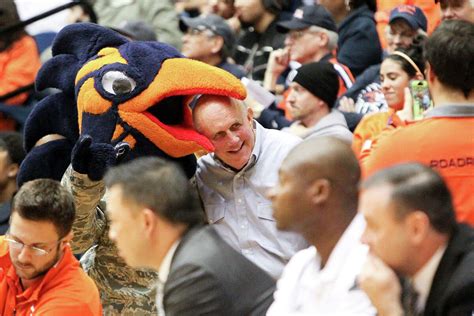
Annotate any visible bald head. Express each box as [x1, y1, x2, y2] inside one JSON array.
[[192, 95, 247, 133], [283, 136, 360, 201], [192, 94, 255, 170]]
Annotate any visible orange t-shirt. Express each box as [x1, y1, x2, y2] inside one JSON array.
[[362, 115, 474, 226], [352, 109, 405, 158], [0, 237, 103, 315]]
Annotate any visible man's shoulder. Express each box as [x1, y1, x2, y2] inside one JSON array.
[[427, 225, 474, 314], [260, 125, 301, 149], [173, 227, 238, 265], [38, 257, 101, 314]]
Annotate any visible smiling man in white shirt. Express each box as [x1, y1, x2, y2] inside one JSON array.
[[266, 137, 375, 315], [193, 94, 308, 279]]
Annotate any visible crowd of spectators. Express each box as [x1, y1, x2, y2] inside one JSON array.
[[0, 0, 473, 315]]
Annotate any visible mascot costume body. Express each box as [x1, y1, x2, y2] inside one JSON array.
[[19, 23, 246, 314]]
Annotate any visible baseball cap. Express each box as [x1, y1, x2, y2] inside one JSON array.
[[277, 5, 337, 33], [179, 14, 236, 52], [389, 5, 428, 32]]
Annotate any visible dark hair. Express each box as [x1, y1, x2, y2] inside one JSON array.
[[348, 0, 377, 12], [262, 0, 292, 14], [0, 131, 25, 165], [362, 163, 457, 234], [0, 0, 26, 52], [388, 34, 427, 78], [78, 1, 98, 24], [12, 179, 76, 238], [424, 20, 474, 98], [105, 157, 205, 227]]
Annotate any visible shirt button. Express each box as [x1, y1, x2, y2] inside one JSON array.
[[237, 199, 242, 203]]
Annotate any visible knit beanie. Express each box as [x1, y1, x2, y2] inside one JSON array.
[[292, 62, 339, 108]]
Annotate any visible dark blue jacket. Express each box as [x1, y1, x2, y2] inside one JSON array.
[[337, 5, 382, 77]]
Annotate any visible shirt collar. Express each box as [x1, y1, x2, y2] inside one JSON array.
[[315, 214, 367, 280], [158, 239, 181, 284], [412, 244, 447, 311]]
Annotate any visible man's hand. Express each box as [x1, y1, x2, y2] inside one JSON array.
[[263, 48, 290, 91], [358, 253, 404, 316]]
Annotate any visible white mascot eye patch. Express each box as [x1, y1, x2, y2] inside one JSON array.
[[101, 71, 137, 95]]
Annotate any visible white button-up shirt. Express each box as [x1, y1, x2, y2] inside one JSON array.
[[196, 121, 308, 279], [155, 240, 180, 316], [267, 214, 376, 316]]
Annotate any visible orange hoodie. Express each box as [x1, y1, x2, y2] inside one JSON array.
[[0, 236, 102, 315]]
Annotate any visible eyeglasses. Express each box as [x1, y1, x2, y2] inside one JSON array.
[[386, 29, 416, 41], [4, 235, 62, 257], [186, 28, 216, 38]]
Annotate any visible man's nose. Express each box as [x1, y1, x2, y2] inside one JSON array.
[[17, 246, 33, 263]]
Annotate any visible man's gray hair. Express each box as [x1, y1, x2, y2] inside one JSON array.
[[309, 25, 339, 51]]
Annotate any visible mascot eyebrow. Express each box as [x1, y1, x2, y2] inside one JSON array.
[[18, 23, 246, 183]]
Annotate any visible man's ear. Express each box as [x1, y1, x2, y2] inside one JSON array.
[[211, 36, 225, 54], [247, 106, 254, 121], [425, 62, 436, 84], [319, 32, 329, 48], [309, 178, 331, 205], [405, 210, 430, 245], [142, 208, 157, 239], [62, 231, 74, 247], [7, 163, 19, 178]]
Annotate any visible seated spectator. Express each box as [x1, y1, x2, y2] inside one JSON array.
[[0, 179, 102, 315], [0, 132, 25, 234], [180, 13, 245, 78], [0, 0, 41, 130], [105, 157, 276, 316], [361, 20, 474, 225], [319, 0, 382, 77], [92, 0, 182, 49], [359, 163, 474, 316], [283, 61, 353, 142], [352, 39, 425, 157], [375, 1, 440, 49], [209, 0, 241, 32], [233, 0, 292, 81], [437, 0, 474, 22], [210, 0, 236, 19], [267, 137, 375, 315], [339, 5, 427, 115], [259, 5, 355, 130], [114, 21, 158, 41], [264, 5, 354, 96], [193, 94, 308, 279]]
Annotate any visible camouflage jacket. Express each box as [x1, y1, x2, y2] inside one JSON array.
[[62, 165, 158, 315]]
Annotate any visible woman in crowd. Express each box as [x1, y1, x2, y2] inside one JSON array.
[[352, 37, 425, 157]]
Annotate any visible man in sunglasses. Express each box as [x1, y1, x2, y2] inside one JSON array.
[[0, 179, 102, 315]]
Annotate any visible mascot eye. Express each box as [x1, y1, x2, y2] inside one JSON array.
[[101, 71, 137, 95]]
